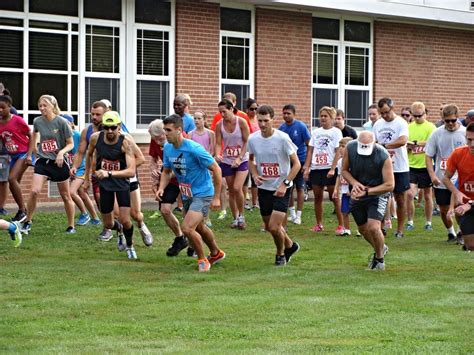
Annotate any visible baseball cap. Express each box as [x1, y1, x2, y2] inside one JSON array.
[[102, 111, 121, 127], [100, 99, 113, 109], [466, 110, 474, 118], [61, 114, 74, 123], [357, 140, 374, 156]]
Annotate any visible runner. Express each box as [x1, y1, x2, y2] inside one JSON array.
[[158, 114, 225, 272], [248, 104, 301, 266]]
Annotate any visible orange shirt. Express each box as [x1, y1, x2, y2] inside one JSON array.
[[447, 146, 474, 199], [211, 110, 252, 133]]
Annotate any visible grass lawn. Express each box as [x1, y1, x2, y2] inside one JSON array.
[[0, 202, 473, 353]]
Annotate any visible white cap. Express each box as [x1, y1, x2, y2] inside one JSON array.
[[357, 140, 375, 156], [100, 99, 112, 109]]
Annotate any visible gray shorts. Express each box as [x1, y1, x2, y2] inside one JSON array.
[[183, 196, 213, 217]]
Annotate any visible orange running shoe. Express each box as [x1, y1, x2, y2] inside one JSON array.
[[198, 258, 211, 272], [207, 250, 226, 265]]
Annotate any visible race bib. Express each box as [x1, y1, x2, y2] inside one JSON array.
[[464, 182, 474, 193], [225, 145, 241, 158], [101, 158, 120, 171], [314, 153, 329, 166], [179, 182, 193, 198], [41, 139, 58, 153], [412, 145, 425, 154], [440, 158, 448, 170], [260, 162, 280, 178], [5, 142, 18, 153]]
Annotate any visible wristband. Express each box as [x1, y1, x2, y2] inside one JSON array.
[[365, 187, 369, 197], [108, 171, 112, 178]]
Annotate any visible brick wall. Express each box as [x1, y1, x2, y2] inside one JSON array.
[[374, 21, 474, 121], [255, 8, 313, 126]]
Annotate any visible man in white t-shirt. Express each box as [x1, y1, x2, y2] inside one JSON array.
[[248, 105, 301, 267], [373, 97, 410, 238]]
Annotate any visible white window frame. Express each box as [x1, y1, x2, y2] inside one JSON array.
[[311, 14, 373, 128]]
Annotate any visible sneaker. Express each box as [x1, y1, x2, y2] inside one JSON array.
[[20, 221, 31, 235], [149, 211, 161, 219], [253, 204, 260, 209], [198, 258, 211, 272], [368, 256, 385, 270], [166, 236, 188, 256], [117, 234, 126, 252], [287, 215, 295, 222], [446, 233, 457, 243], [381, 228, 387, 237], [456, 232, 464, 245], [217, 210, 227, 220], [462, 245, 471, 252], [9, 221, 22, 248], [12, 210, 27, 223], [205, 219, 213, 228], [187, 247, 197, 257], [406, 223, 414, 231], [98, 228, 114, 242], [230, 218, 239, 229], [275, 255, 287, 267], [432, 207, 440, 216], [284, 242, 300, 263], [356, 230, 361, 237], [394, 231, 404, 238], [207, 249, 226, 265], [335, 225, 345, 236], [384, 219, 392, 230], [342, 229, 351, 236], [310, 224, 324, 232], [173, 206, 183, 213], [76, 213, 91, 226], [293, 217, 302, 225], [139, 223, 153, 247], [383, 244, 389, 255], [65, 226, 77, 234], [90, 218, 102, 226], [424, 223, 433, 231], [244, 202, 253, 211], [237, 215, 246, 230], [126, 247, 138, 260], [0, 207, 8, 215]]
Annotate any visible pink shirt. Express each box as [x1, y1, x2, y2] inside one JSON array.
[[190, 129, 212, 153], [0, 114, 30, 154]]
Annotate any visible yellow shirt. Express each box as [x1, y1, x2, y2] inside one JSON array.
[[408, 120, 436, 168]]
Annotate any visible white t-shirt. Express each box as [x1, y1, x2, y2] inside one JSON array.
[[308, 127, 342, 170], [248, 130, 297, 191], [425, 125, 466, 189], [336, 158, 349, 195], [373, 116, 409, 173]]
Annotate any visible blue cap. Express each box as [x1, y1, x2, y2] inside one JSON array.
[[62, 114, 74, 123]]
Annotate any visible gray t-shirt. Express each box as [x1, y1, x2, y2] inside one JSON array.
[[425, 125, 466, 189], [33, 115, 72, 160], [346, 140, 389, 189], [248, 130, 297, 191]]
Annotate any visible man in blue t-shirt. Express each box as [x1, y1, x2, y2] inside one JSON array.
[[279, 104, 311, 225], [158, 114, 225, 272], [173, 94, 196, 133]]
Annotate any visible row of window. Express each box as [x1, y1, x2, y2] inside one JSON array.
[[0, 2, 372, 129]]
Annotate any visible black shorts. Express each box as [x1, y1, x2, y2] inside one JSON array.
[[460, 208, 474, 235], [350, 193, 389, 226], [434, 188, 451, 206], [160, 184, 180, 205], [293, 168, 305, 189], [409, 168, 432, 188], [99, 187, 130, 214], [310, 168, 337, 187], [130, 180, 140, 192], [34, 157, 70, 183], [258, 187, 292, 217], [394, 172, 410, 194]]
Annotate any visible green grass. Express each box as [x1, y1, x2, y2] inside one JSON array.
[[0, 203, 473, 353]]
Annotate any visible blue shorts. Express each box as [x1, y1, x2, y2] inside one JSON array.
[[341, 193, 351, 214], [293, 168, 305, 189], [183, 196, 213, 217], [219, 161, 249, 177], [9, 152, 33, 168]]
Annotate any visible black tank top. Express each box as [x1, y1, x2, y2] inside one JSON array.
[[96, 132, 129, 191], [346, 140, 389, 188]]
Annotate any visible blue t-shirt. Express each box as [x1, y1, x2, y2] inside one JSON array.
[[71, 130, 86, 171], [183, 112, 196, 133], [163, 139, 215, 199], [279, 120, 311, 162]]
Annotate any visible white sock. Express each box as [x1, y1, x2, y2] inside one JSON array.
[[447, 226, 455, 235], [408, 220, 414, 225], [296, 210, 302, 218], [289, 207, 296, 218], [425, 221, 432, 226]]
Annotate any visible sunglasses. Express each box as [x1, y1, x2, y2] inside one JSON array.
[[104, 125, 118, 131], [412, 114, 424, 119], [444, 119, 457, 123], [248, 107, 258, 111], [401, 113, 411, 118]]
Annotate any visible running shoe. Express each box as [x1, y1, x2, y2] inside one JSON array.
[[432, 207, 440, 216], [406, 223, 414, 231], [217, 210, 227, 220], [383, 244, 389, 255], [207, 249, 226, 265], [139, 223, 153, 247], [9, 221, 22, 248], [187, 247, 197, 257], [456, 232, 464, 245], [126, 247, 138, 260], [12, 210, 27, 223], [335, 225, 345, 235], [97, 228, 113, 242], [230, 218, 239, 229], [20, 221, 32, 235], [244, 202, 253, 211], [76, 213, 91, 226], [173, 206, 183, 213], [149, 211, 161, 219], [166, 236, 188, 256], [66, 226, 77, 234], [394, 231, 404, 238], [356, 230, 361, 237], [284, 242, 300, 263], [198, 258, 211, 272], [205, 219, 213, 228], [237, 215, 246, 230], [293, 217, 302, 225], [342, 229, 352, 236], [368, 257, 385, 270], [117, 234, 126, 252], [446, 233, 457, 243], [310, 224, 324, 232], [287, 215, 295, 222], [90, 218, 102, 226], [424, 223, 433, 231], [0, 207, 8, 215], [275, 255, 287, 267]]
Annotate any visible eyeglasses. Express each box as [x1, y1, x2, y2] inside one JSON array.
[[444, 119, 457, 123], [380, 109, 391, 115], [412, 114, 424, 119], [248, 107, 258, 111], [401, 113, 411, 118], [104, 125, 118, 131]]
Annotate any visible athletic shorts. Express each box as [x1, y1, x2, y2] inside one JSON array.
[[75, 166, 85, 179], [160, 184, 180, 205], [341, 193, 351, 214], [34, 157, 70, 183], [182, 196, 212, 217], [220, 161, 249, 177], [434, 188, 451, 206], [350, 193, 389, 226], [460, 208, 474, 235], [310, 168, 337, 187], [258, 187, 292, 217], [293, 168, 305, 189], [99, 187, 130, 214], [394, 172, 410, 194], [409, 168, 432, 188], [130, 180, 140, 192], [91, 175, 100, 196], [9, 152, 33, 169]]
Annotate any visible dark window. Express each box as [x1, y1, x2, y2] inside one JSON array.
[[71, 75, 78, 111], [312, 17, 339, 40], [84, 0, 121, 21], [28, 73, 67, 123], [0, 1, 24, 12], [29, 0, 78, 17], [221, 37, 249, 80], [221, 84, 249, 111], [135, 0, 171, 25], [29, 32, 68, 71], [313, 44, 338, 85], [84, 78, 119, 122], [312, 88, 338, 127], [29, 20, 68, 31], [136, 80, 169, 126], [345, 90, 369, 127], [0, 18, 23, 26], [220, 8, 251, 33], [86, 26, 120, 73], [0, 72, 23, 111], [0, 30, 23, 68], [344, 21, 371, 43], [72, 35, 78, 71], [137, 30, 169, 76], [345, 47, 369, 86]]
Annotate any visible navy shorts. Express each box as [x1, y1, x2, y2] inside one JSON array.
[[310, 168, 337, 187], [293, 168, 305, 189], [394, 172, 410, 194], [258, 187, 292, 217], [434, 188, 451, 206], [341, 193, 351, 214]]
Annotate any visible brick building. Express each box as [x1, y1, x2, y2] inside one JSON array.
[[1, 0, 473, 205]]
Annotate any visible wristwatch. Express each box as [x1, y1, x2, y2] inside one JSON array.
[[108, 171, 112, 178], [283, 179, 292, 188], [364, 187, 369, 196]]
